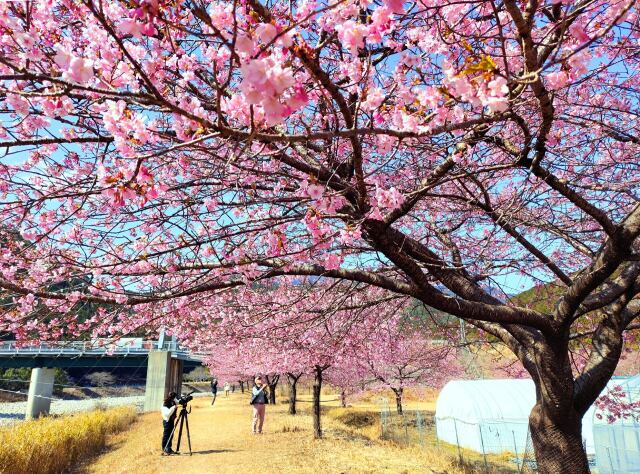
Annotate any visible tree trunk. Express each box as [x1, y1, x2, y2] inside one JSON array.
[[340, 388, 346, 408], [525, 339, 590, 474], [265, 374, 279, 405], [239, 380, 244, 393], [286, 373, 300, 415], [529, 402, 589, 474], [268, 380, 276, 404], [392, 387, 403, 415], [313, 365, 323, 439]]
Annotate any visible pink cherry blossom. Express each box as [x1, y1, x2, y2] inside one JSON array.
[[362, 87, 385, 111], [375, 186, 405, 210], [487, 76, 508, 96], [65, 56, 94, 84], [545, 70, 569, 90], [367, 7, 393, 43], [323, 253, 342, 270], [385, 0, 405, 13], [240, 56, 297, 124], [307, 183, 324, 200], [335, 20, 368, 55], [255, 23, 278, 43]]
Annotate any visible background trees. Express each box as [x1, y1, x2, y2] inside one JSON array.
[[0, 1, 639, 471], [198, 285, 392, 438], [356, 323, 463, 414]]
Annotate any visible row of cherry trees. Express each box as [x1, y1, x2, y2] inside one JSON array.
[[187, 285, 462, 437], [0, 1, 638, 471]]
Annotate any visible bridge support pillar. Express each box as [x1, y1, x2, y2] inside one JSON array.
[[144, 351, 183, 412], [26, 367, 55, 419]]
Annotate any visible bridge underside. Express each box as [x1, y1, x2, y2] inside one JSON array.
[[0, 356, 201, 369]]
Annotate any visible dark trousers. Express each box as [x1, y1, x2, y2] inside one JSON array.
[[162, 419, 174, 452], [211, 392, 217, 405]]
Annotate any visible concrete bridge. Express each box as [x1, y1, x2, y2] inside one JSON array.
[[0, 339, 205, 419]]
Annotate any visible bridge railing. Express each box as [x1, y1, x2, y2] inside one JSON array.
[[0, 341, 146, 355], [0, 341, 204, 360]]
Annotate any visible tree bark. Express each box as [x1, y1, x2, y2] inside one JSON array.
[[525, 339, 590, 474], [529, 403, 589, 474], [239, 380, 244, 393], [392, 387, 403, 415], [313, 365, 323, 439], [286, 372, 301, 415], [265, 374, 279, 405], [340, 388, 347, 408]]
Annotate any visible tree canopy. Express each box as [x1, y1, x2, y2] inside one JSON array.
[[0, 1, 638, 471]]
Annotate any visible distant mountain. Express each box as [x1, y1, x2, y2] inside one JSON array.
[[510, 282, 563, 313]]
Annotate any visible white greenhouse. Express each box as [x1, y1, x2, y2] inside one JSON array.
[[435, 379, 536, 455], [593, 374, 640, 474], [434, 378, 617, 456]]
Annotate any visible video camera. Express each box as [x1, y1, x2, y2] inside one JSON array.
[[167, 390, 196, 455], [177, 391, 195, 407]]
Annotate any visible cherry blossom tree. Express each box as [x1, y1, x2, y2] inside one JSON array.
[[594, 382, 640, 424], [357, 321, 463, 414], [198, 285, 318, 415], [196, 284, 410, 437], [0, 1, 639, 471]]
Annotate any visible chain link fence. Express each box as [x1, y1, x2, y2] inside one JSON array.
[[377, 397, 538, 473], [376, 397, 611, 473]]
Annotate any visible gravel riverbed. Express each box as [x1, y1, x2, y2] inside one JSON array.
[[0, 391, 210, 426], [0, 395, 145, 426]]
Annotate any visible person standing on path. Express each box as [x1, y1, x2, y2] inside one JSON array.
[[224, 382, 230, 397], [250, 375, 269, 434], [210, 378, 218, 405], [161, 391, 177, 455]]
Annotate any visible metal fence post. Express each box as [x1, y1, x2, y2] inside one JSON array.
[[512, 430, 521, 472], [453, 418, 463, 465], [379, 398, 389, 440], [521, 428, 532, 474], [479, 425, 489, 474], [404, 412, 409, 443], [416, 411, 425, 447], [607, 447, 615, 473]]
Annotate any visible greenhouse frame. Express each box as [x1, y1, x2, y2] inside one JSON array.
[[435, 377, 639, 464]]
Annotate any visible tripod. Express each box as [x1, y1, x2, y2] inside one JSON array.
[[165, 403, 192, 456]]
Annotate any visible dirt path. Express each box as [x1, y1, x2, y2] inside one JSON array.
[[84, 394, 278, 473], [82, 393, 449, 474]]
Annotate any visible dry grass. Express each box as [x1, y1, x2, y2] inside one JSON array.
[[349, 387, 437, 411], [322, 395, 514, 473], [0, 406, 136, 474], [84, 392, 515, 474]]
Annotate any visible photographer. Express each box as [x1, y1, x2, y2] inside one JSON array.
[[161, 391, 177, 455], [250, 376, 270, 434]]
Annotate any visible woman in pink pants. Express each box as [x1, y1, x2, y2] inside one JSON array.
[[250, 375, 269, 434]]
